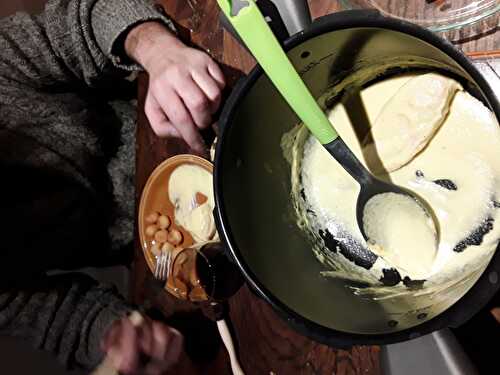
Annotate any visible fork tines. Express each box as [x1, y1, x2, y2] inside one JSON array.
[[154, 251, 171, 281]]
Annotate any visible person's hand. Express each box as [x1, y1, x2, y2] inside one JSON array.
[[101, 315, 184, 375], [491, 307, 500, 324], [125, 21, 225, 156]]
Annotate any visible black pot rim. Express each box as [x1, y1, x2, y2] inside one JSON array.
[[214, 9, 500, 347]]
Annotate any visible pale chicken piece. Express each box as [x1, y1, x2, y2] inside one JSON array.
[[363, 73, 462, 174]]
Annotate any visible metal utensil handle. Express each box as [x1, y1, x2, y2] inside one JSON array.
[[271, 0, 312, 35], [89, 311, 144, 375], [220, 0, 311, 50]]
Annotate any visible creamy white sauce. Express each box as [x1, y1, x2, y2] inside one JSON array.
[[168, 164, 217, 242], [363, 192, 437, 279], [290, 72, 500, 292], [363, 73, 461, 174]]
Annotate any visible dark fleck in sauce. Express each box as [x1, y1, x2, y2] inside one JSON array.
[[433, 179, 457, 191], [380, 268, 402, 286], [300, 188, 306, 200], [318, 229, 377, 269], [403, 276, 425, 289], [454, 217, 494, 252]]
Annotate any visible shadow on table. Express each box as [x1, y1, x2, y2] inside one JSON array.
[[148, 307, 223, 363]]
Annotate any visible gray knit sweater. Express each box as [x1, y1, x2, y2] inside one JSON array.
[[0, 0, 172, 370]]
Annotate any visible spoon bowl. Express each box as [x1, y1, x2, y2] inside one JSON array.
[[325, 138, 438, 242]]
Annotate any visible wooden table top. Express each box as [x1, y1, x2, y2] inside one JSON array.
[[132, 1, 499, 374]]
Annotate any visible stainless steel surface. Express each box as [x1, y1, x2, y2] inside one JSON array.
[[221, 0, 313, 45], [473, 59, 500, 102], [382, 329, 478, 375], [154, 251, 171, 281], [271, 0, 312, 35], [231, 0, 249, 16]]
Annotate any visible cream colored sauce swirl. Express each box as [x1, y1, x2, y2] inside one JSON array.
[[290, 72, 500, 288]]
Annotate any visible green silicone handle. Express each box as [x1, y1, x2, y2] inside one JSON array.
[[218, 0, 338, 144]]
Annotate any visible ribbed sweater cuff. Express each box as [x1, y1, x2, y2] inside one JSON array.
[[91, 0, 176, 71], [87, 298, 135, 368]]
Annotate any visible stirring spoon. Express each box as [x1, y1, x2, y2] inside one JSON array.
[[217, 0, 436, 240]]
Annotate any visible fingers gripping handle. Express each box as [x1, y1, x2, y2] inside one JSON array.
[[90, 312, 144, 375]]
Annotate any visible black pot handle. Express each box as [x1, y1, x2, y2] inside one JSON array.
[[219, 0, 311, 46]]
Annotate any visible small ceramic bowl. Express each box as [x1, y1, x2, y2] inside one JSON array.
[[138, 154, 214, 276]]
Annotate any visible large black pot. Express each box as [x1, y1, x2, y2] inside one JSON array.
[[213, 9, 500, 346]]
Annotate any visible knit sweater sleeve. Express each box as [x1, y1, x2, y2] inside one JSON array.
[[0, 273, 134, 370], [0, 0, 174, 89]]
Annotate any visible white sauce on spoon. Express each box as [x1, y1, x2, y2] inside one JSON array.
[[363, 192, 437, 279]]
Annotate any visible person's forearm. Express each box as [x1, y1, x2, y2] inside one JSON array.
[[0, 0, 174, 89], [124, 21, 184, 71], [0, 273, 132, 370]]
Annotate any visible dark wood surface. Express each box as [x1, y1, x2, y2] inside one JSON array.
[[133, 1, 499, 374]]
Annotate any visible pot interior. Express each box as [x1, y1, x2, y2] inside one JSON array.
[[217, 26, 499, 338]]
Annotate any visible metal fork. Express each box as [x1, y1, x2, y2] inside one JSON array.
[[154, 250, 172, 282]]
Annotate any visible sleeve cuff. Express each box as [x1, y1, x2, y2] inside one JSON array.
[[87, 298, 135, 367], [91, 0, 176, 71]]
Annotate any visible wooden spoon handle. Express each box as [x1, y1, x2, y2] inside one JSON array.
[[217, 319, 245, 375]]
